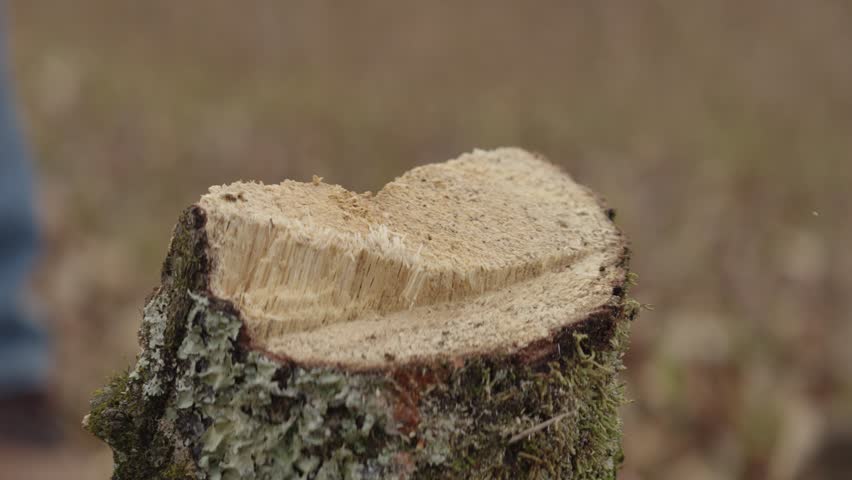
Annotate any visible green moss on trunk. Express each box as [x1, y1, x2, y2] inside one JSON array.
[[85, 207, 209, 480]]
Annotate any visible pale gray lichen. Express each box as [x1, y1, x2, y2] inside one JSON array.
[[168, 293, 630, 479], [90, 265, 632, 480], [90, 288, 631, 479], [131, 290, 172, 398], [171, 293, 409, 480]]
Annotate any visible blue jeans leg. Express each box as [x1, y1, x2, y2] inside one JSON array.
[[0, 21, 49, 395]]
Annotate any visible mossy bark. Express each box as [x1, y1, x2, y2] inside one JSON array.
[[86, 206, 637, 480]]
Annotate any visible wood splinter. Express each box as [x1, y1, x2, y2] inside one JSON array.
[[86, 148, 637, 480]]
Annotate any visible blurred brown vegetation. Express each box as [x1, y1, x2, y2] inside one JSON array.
[[6, 1, 851, 478]]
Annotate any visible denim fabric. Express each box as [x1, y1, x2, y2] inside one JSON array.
[[0, 17, 49, 394]]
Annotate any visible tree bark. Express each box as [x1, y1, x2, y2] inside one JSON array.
[[85, 148, 638, 480]]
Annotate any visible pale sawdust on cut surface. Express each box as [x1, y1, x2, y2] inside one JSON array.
[[197, 148, 626, 367]]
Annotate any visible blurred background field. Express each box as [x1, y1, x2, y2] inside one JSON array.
[[6, 1, 851, 478]]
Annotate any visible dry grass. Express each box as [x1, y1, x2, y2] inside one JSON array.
[[6, 1, 851, 478]]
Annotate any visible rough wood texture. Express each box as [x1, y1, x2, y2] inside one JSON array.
[[85, 148, 637, 480]]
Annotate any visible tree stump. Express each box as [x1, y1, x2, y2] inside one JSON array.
[[85, 148, 637, 480]]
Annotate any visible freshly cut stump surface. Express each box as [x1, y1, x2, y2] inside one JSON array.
[[86, 148, 637, 480]]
